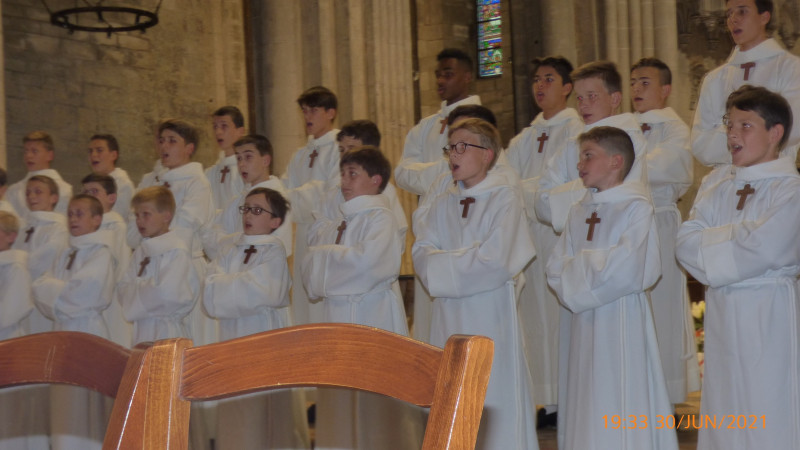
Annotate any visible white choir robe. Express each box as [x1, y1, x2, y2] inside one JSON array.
[[204, 233, 310, 450], [302, 194, 423, 450], [0, 198, 19, 219], [412, 172, 539, 450], [100, 211, 133, 348], [281, 129, 341, 326], [13, 210, 68, 334], [0, 250, 43, 450], [205, 151, 244, 211], [6, 169, 73, 215], [117, 228, 199, 344], [637, 107, 701, 404], [676, 157, 800, 450], [506, 107, 583, 406], [108, 167, 135, 219], [32, 230, 115, 450], [691, 38, 800, 167], [546, 181, 677, 450]]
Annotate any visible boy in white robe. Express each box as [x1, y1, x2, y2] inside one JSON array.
[[282, 86, 340, 325], [395, 48, 480, 343], [87, 134, 135, 219], [6, 131, 73, 215], [205, 106, 246, 209], [32, 195, 115, 450], [631, 58, 700, 405], [506, 56, 583, 421], [692, 0, 800, 168], [677, 86, 800, 450], [547, 126, 677, 450], [204, 187, 310, 450], [302, 146, 423, 450], [412, 119, 539, 450], [82, 174, 132, 347]]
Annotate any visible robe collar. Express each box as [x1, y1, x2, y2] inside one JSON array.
[[438, 95, 482, 119], [450, 169, 511, 197], [0, 249, 27, 266], [102, 211, 125, 228], [729, 38, 785, 65], [339, 194, 391, 218], [585, 112, 642, 134], [306, 129, 339, 148], [161, 162, 205, 183], [140, 228, 190, 257], [236, 232, 283, 248], [246, 175, 282, 191], [585, 180, 650, 205], [69, 229, 114, 250], [733, 156, 800, 182], [635, 107, 683, 125], [27, 210, 65, 225], [531, 107, 580, 128]]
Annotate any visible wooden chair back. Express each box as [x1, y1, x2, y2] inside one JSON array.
[[133, 323, 494, 450], [0, 331, 157, 450]]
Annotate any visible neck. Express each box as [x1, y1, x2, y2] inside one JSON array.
[[249, 173, 271, 185], [445, 93, 469, 106], [740, 35, 768, 52], [313, 127, 333, 139], [223, 147, 235, 157], [542, 104, 567, 120]]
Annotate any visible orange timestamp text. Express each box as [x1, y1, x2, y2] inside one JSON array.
[[602, 414, 766, 430]]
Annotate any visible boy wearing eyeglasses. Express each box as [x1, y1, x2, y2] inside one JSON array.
[[412, 118, 538, 450], [203, 187, 310, 450], [302, 146, 424, 450]]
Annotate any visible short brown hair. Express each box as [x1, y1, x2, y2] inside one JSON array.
[[158, 119, 199, 153], [340, 146, 392, 192], [27, 175, 59, 198], [246, 187, 290, 224], [572, 61, 622, 94], [447, 118, 502, 169], [630, 57, 671, 85], [23, 131, 54, 152], [234, 134, 273, 158], [81, 173, 117, 195], [70, 194, 104, 218], [0, 211, 19, 234], [578, 126, 635, 180], [131, 186, 176, 215]]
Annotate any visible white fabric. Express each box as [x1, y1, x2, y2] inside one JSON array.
[[637, 107, 700, 403], [32, 229, 115, 450], [547, 181, 677, 450], [6, 169, 73, 215], [281, 129, 340, 326], [0, 199, 19, 220], [109, 167, 135, 219], [205, 151, 244, 211], [676, 157, 800, 450], [412, 172, 538, 450], [506, 108, 583, 405], [204, 233, 310, 450], [691, 38, 800, 167], [117, 228, 199, 344], [99, 212, 133, 348]]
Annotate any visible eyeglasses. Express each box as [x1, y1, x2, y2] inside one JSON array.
[[239, 205, 277, 217], [442, 141, 488, 156]]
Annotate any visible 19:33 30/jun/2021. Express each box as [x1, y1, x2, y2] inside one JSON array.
[[602, 414, 766, 430]]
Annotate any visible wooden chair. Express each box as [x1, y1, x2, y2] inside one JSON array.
[[132, 323, 494, 450], [0, 331, 158, 450]]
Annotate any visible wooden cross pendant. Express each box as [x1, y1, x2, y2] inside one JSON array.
[[335, 220, 347, 244], [536, 132, 549, 153], [308, 149, 319, 168], [163, 181, 171, 189], [243, 245, 257, 264], [640, 123, 651, 133], [736, 183, 755, 210], [460, 197, 476, 218], [740, 62, 755, 81], [220, 166, 231, 183], [585, 211, 601, 241], [24, 227, 34, 243], [439, 118, 448, 134], [138, 257, 151, 277], [65, 249, 77, 271]]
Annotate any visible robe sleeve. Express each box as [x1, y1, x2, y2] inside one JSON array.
[[301, 211, 400, 299], [28, 226, 67, 280], [646, 120, 694, 190], [394, 123, 449, 196], [117, 250, 197, 321], [412, 194, 534, 299], [676, 185, 800, 288], [204, 247, 291, 319], [534, 138, 582, 228], [172, 178, 214, 232], [0, 259, 32, 330], [33, 248, 114, 320], [288, 180, 327, 224], [690, 72, 730, 167], [547, 201, 661, 314]]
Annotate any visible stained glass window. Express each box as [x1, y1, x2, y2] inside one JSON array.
[[477, 0, 502, 77]]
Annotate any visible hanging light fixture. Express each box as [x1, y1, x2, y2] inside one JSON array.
[[40, 0, 164, 37]]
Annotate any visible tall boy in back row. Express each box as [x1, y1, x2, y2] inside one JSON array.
[[206, 106, 246, 209], [7, 131, 73, 215], [677, 86, 800, 450]]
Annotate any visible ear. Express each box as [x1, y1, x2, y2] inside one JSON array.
[[187, 143, 196, 157], [371, 174, 383, 186], [263, 154, 272, 170], [483, 148, 495, 165], [325, 108, 337, 122], [760, 10, 771, 29], [660, 84, 672, 100], [46, 150, 55, 163], [8, 231, 18, 245], [561, 82, 573, 97], [108, 192, 118, 207], [610, 91, 622, 109], [611, 153, 624, 169], [269, 215, 283, 231], [110, 150, 119, 163], [768, 123, 785, 147], [91, 214, 103, 229]]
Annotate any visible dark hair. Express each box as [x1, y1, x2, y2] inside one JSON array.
[[158, 119, 199, 152], [213, 106, 245, 128], [23, 131, 54, 152], [234, 134, 273, 158], [532, 55, 575, 85], [0, 167, 6, 187], [89, 134, 120, 153], [70, 194, 104, 218], [578, 126, 635, 180], [340, 146, 391, 192], [297, 86, 338, 110], [81, 173, 117, 195], [630, 57, 672, 85], [338, 120, 381, 147], [246, 187, 289, 223], [447, 104, 497, 126], [726, 85, 792, 150], [572, 61, 622, 94], [437, 48, 473, 72], [728, 0, 774, 30]]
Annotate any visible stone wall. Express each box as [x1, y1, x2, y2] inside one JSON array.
[[2, 0, 248, 187]]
